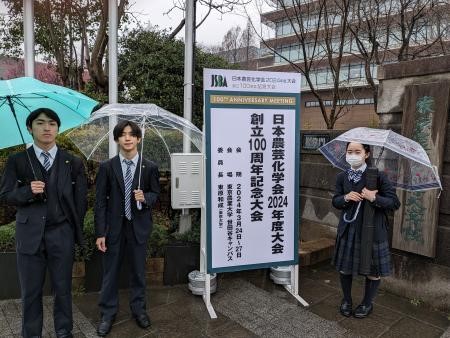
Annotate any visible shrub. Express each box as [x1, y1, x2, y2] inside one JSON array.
[[147, 222, 169, 258], [0, 221, 15, 252], [171, 220, 200, 244], [74, 209, 96, 262]]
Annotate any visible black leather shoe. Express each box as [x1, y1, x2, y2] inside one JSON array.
[[353, 303, 373, 318], [339, 300, 353, 317], [134, 313, 151, 329], [56, 332, 73, 338], [97, 317, 115, 336]]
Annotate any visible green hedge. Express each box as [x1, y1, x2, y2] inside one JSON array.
[[0, 211, 96, 261], [74, 209, 96, 262], [0, 222, 15, 252], [0, 209, 175, 259]]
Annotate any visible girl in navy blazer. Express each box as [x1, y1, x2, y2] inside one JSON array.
[[332, 142, 400, 318]]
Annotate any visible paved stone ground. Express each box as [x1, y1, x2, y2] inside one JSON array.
[[214, 278, 347, 337], [1, 261, 448, 337], [296, 263, 450, 338], [0, 297, 97, 338], [442, 328, 450, 338]]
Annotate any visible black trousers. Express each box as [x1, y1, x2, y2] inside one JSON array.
[[99, 218, 147, 320], [17, 221, 74, 338]]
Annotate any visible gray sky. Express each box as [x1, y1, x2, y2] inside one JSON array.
[[128, 0, 268, 46], [0, 1, 270, 47]]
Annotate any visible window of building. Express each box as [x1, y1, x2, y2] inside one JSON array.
[[305, 97, 375, 107], [349, 63, 362, 79], [290, 44, 300, 62], [316, 69, 328, 85]]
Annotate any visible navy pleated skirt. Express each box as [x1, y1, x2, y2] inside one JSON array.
[[332, 220, 391, 277]]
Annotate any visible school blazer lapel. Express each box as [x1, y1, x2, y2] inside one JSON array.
[[132, 156, 144, 190], [26, 147, 44, 182], [111, 156, 125, 195], [56, 150, 71, 199]]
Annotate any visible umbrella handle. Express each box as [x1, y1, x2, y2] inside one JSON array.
[[137, 201, 142, 210], [343, 201, 362, 223]]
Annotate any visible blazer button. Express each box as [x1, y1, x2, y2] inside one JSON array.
[[42, 216, 46, 220]]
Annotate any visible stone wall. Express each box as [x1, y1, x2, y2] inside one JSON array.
[[299, 132, 341, 241], [376, 55, 450, 311]]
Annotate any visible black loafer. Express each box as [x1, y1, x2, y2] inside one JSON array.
[[134, 313, 151, 329], [56, 332, 73, 338], [339, 300, 353, 317], [354, 303, 373, 318], [97, 316, 115, 336]]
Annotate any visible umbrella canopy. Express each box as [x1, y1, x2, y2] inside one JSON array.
[[318, 127, 442, 191], [67, 103, 203, 171], [0, 77, 99, 149]]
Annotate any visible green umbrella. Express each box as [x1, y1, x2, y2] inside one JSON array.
[[0, 76, 98, 149], [0, 76, 99, 180]]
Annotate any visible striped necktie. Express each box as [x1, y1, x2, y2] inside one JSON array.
[[124, 159, 134, 220], [41, 151, 51, 171]]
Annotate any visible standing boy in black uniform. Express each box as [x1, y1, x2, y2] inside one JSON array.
[[0, 108, 87, 338]]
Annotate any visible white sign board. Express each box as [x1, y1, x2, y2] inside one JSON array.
[[204, 69, 301, 273]]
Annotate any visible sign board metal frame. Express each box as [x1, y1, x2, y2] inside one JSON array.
[[198, 68, 308, 318]]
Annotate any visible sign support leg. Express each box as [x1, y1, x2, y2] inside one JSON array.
[[283, 265, 309, 307], [200, 153, 217, 319]]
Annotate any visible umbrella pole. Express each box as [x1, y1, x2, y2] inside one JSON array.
[[375, 146, 385, 167], [6, 96, 38, 180], [136, 122, 146, 210]]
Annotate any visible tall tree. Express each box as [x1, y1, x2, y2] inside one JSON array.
[[118, 28, 236, 128], [348, 0, 450, 110], [240, 19, 257, 65], [216, 21, 257, 65], [166, 0, 251, 39], [221, 26, 242, 63], [258, 0, 354, 129], [0, 0, 129, 93]]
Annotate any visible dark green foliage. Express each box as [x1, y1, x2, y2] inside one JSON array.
[[142, 131, 185, 171], [147, 222, 170, 258], [170, 209, 201, 244], [82, 81, 109, 105], [75, 209, 96, 262], [118, 28, 237, 129], [0, 222, 16, 252], [0, 145, 25, 178], [172, 220, 200, 244]]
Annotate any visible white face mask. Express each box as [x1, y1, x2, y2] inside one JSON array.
[[346, 154, 365, 168]]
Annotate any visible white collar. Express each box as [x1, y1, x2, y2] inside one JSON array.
[[33, 143, 58, 159], [119, 152, 139, 166], [351, 163, 367, 172]]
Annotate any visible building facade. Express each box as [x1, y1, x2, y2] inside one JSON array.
[[256, 0, 450, 130]]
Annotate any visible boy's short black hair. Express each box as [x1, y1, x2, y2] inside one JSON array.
[[113, 120, 142, 141], [26, 108, 61, 128]]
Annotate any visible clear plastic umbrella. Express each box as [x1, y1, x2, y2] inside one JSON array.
[[68, 103, 203, 210], [318, 127, 442, 191], [67, 103, 202, 170]]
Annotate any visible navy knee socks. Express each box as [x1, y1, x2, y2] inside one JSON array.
[[339, 273, 353, 303], [363, 278, 381, 306]]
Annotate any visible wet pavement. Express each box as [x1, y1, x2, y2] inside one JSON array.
[[0, 261, 449, 337]]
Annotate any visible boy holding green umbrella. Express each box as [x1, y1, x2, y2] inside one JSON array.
[[0, 108, 87, 338]]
